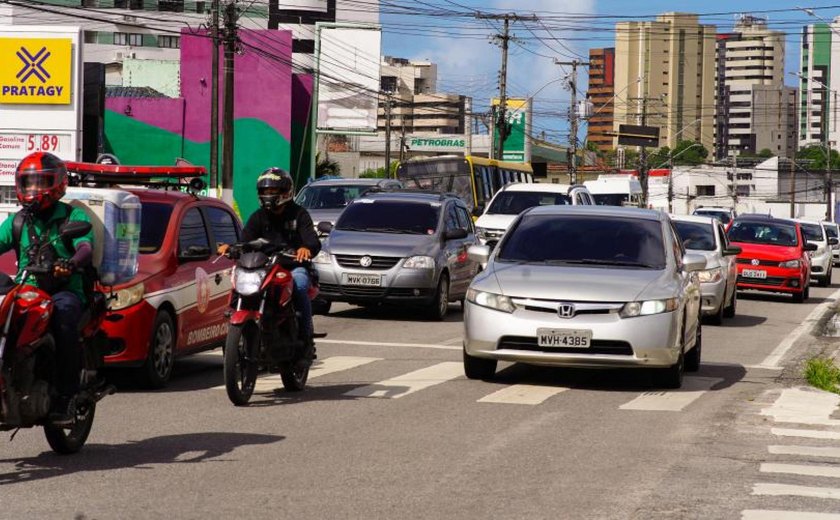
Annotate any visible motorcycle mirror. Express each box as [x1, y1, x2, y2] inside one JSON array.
[[60, 221, 92, 239]]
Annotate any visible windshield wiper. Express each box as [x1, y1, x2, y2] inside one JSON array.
[[540, 258, 658, 268], [365, 227, 426, 234]]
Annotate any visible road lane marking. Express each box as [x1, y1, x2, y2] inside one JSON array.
[[701, 361, 783, 371], [761, 388, 840, 426], [752, 482, 840, 500], [759, 286, 840, 368], [772, 428, 840, 440], [343, 362, 463, 399], [317, 339, 460, 351], [618, 376, 722, 412], [212, 356, 381, 391], [768, 445, 840, 458], [760, 463, 840, 478], [477, 384, 569, 405], [743, 511, 840, 519]]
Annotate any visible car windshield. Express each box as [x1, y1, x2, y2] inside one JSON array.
[[497, 215, 666, 269], [727, 221, 798, 247], [694, 210, 731, 224], [336, 200, 440, 234], [139, 202, 174, 254], [295, 184, 376, 210], [826, 225, 839, 239], [487, 191, 572, 215], [674, 221, 715, 251], [800, 223, 825, 242]]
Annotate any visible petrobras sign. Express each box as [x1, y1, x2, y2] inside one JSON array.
[[407, 135, 468, 152], [0, 38, 72, 104]]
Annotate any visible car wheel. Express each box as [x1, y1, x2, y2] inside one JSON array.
[[426, 273, 450, 321], [139, 311, 176, 389], [723, 287, 737, 318], [819, 272, 830, 287], [709, 296, 725, 325], [793, 287, 806, 303], [463, 347, 496, 380], [685, 320, 702, 372]]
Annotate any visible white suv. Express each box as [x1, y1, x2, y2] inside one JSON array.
[[475, 183, 594, 249], [693, 207, 736, 226], [823, 221, 840, 266], [795, 218, 834, 287]]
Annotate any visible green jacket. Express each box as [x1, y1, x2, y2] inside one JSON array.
[[0, 202, 94, 303]]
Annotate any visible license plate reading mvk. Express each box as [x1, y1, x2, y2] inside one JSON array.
[[343, 273, 383, 286], [741, 269, 767, 279], [536, 328, 592, 348]]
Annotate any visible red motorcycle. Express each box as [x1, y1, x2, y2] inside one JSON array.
[[0, 221, 114, 454], [222, 239, 319, 406]]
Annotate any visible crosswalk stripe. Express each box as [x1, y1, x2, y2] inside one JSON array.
[[772, 428, 840, 440], [477, 384, 569, 405], [742, 510, 840, 519], [760, 388, 840, 426], [752, 482, 840, 500], [618, 376, 722, 411], [212, 356, 381, 391], [343, 362, 463, 399], [768, 445, 840, 458], [760, 463, 840, 479]]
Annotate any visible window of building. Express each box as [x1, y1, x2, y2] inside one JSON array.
[[380, 76, 397, 94], [128, 33, 143, 46], [83, 31, 98, 44], [158, 0, 184, 12], [158, 35, 180, 49], [114, 32, 128, 45], [696, 185, 716, 197]]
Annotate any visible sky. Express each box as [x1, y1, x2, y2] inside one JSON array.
[[379, 0, 840, 143]]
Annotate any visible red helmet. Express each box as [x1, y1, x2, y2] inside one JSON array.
[[15, 152, 68, 211]]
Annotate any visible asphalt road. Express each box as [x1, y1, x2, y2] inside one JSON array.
[[1, 280, 840, 519]]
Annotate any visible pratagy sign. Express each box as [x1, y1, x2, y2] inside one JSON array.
[[0, 38, 72, 104]]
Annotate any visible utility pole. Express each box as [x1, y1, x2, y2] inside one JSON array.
[[556, 59, 589, 185], [209, 0, 220, 194], [789, 157, 796, 218], [826, 136, 833, 221], [731, 153, 738, 210], [632, 96, 650, 208], [399, 118, 407, 164], [220, 0, 237, 206], [667, 150, 674, 213], [384, 93, 392, 175]]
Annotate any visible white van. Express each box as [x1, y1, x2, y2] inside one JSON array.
[[474, 183, 594, 248], [583, 174, 642, 207]]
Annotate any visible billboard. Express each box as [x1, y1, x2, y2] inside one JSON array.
[[315, 24, 381, 134], [0, 26, 82, 185], [492, 98, 530, 163], [617, 124, 660, 147]]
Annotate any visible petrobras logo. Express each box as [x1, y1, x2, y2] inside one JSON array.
[[0, 38, 72, 105]]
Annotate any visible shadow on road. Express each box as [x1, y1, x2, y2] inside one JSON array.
[[715, 314, 767, 327], [0, 432, 283, 486]]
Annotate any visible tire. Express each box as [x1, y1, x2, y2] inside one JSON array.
[[709, 297, 725, 325], [279, 360, 309, 392], [723, 287, 737, 318], [463, 347, 497, 380], [685, 320, 702, 372], [139, 311, 176, 389], [426, 274, 450, 321], [224, 323, 259, 406], [44, 401, 95, 455], [805, 284, 811, 300], [793, 289, 805, 303], [312, 297, 332, 316]]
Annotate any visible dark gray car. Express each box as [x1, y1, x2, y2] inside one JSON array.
[[313, 192, 479, 320]]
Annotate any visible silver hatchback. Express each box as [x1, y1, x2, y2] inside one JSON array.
[[463, 206, 705, 388]]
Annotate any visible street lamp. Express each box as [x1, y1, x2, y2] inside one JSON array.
[[792, 71, 835, 220]]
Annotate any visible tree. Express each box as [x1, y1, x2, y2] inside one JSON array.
[[758, 148, 774, 158], [360, 161, 398, 179], [315, 152, 340, 178], [796, 144, 840, 171]]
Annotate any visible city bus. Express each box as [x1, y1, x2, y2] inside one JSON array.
[[395, 155, 533, 214]]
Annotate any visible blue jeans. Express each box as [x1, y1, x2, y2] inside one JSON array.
[[51, 291, 83, 396], [291, 267, 313, 341]]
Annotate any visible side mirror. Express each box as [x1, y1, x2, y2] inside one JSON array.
[[722, 246, 742, 256], [682, 252, 707, 273], [60, 220, 92, 239], [317, 221, 334, 235], [829, 237, 839, 246], [179, 245, 211, 262], [804, 242, 819, 252], [443, 228, 468, 241], [467, 244, 491, 265]]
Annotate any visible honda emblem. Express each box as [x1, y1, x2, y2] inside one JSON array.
[[558, 303, 575, 318]]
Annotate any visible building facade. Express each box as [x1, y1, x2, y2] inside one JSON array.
[[613, 12, 717, 152], [799, 20, 840, 150], [585, 47, 615, 152]]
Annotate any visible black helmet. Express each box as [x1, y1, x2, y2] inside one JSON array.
[[256, 167, 293, 210]]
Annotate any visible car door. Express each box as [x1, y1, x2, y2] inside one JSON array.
[[717, 222, 737, 303], [196, 204, 241, 347], [669, 222, 700, 346], [455, 203, 479, 292], [442, 202, 470, 295]]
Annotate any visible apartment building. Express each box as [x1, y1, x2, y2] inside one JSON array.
[[585, 47, 615, 152]]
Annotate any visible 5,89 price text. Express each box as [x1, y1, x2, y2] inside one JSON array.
[[27, 134, 61, 153]]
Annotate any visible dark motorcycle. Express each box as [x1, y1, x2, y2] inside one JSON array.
[[0, 221, 114, 454], [222, 239, 319, 406]]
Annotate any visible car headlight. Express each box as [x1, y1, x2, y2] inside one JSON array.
[[234, 269, 266, 296], [466, 288, 515, 313], [312, 250, 331, 264], [697, 267, 722, 283], [403, 256, 435, 269], [109, 282, 145, 311], [779, 259, 800, 269], [619, 298, 678, 318]]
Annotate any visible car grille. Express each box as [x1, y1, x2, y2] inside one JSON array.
[[737, 276, 786, 286], [335, 254, 401, 270], [498, 336, 633, 355], [319, 283, 429, 299], [736, 258, 779, 267]]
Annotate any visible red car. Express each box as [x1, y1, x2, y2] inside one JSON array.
[[726, 216, 816, 303]]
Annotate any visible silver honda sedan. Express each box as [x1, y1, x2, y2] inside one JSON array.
[[463, 205, 705, 388]]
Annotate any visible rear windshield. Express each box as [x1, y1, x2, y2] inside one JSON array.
[[727, 221, 798, 247], [826, 225, 838, 239], [497, 215, 666, 269], [800, 223, 825, 242], [140, 202, 174, 254], [336, 200, 440, 235], [295, 184, 376, 210], [487, 191, 572, 215], [674, 221, 715, 251], [592, 194, 629, 206], [694, 210, 732, 225]]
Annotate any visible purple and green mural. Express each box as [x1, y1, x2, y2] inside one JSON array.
[[104, 29, 308, 218]]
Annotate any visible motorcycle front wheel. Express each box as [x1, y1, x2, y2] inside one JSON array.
[[224, 323, 259, 406], [44, 401, 96, 455]]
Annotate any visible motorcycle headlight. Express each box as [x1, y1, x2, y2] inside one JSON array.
[[109, 282, 145, 311], [312, 250, 331, 264], [466, 288, 515, 313], [779, 259, 800, 269], [619, 298, 678, 318], [697, 267, 722, 283], [234, 269, 266, 296], [403, 256, 435, 269]]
